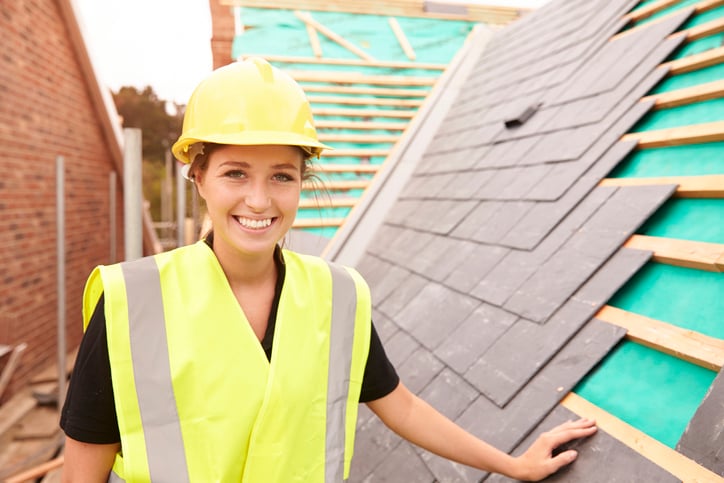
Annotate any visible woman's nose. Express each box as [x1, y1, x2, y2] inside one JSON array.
[[244, 180, 271, 211]]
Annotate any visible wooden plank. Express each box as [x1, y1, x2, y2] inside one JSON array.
[[621, 121, 724, 147], [30, 348, 77, 384], [683, 15, 724, 41], [293, 217, 347, 228], [298, 197, 358, 208], [662, 46, 724, 75], [388, 17, 416, 61], [302, 84, 429, 97], [257, 54, 445, 70], [310, 163, 380, 173], [304, 179, 371, 190], [624, 234, 724, 272], [308, 95, 423, 107], [318, 133, 399, 143], [0, 343, 27, 401], [0, 394, 36, 438], [313, 107, 416, 118], [561, 392, 724, 483], [641, 79, 724, 108], [5, 456, 64, 483], [319, 148, 390, 158], [599, 174, 724, 198], [289, 70, 438, 86], [315, 120, 408, 130], [305, 22, 323, 58], [13, 407, 61, 441], [624, 0, 679, 22], [596, 305, 724, 371], [221, 0, 522, 24], [294, 11, 375, 61]]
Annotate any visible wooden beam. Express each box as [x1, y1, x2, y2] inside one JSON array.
[[641, 79, 724, 108], [624, 0, 679, 22], [596, 305, 724, 371], [289, 70, 438, 86], [298, 196, 358, 208], [255, 54, 446, 70], [313, 107, 417, 118], [318, 133, 399, 143], [302, 84, 429, 97], [599, 174, 724, 198], [320, 148, 390, 157], [561, 392, 724, 483], [662, 46, 724, 75], [305, 22, 323, 58], [294, 11, 375, 61], [621, 121, 724, 148], [293, 217, 347, 228], [388, 17, 416, 61], [304, 179, 371, 190], [308, 95, 423, 107], [624, 234, 724, 272], [5, 456, 64, 483], [310, 163, 380, 173], [315, 120, 408, 130], [683, 15, 724, 41]]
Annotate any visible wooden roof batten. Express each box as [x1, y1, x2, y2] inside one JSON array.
[[624, 234, 724, 272], [220, 0, 524, 24], [599, 174, 724, 198]]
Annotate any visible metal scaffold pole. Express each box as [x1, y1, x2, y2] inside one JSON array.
[[176, 163, 186, 247], [56, 156, 66, 407], [123, 128, 143, 260]]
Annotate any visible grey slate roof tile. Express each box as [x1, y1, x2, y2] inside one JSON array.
[[420, 367, 479, 420], [371, 308, 398, 344], [437, 170, 495, 199], [394, 283, 479, 350], [358, 254, 411, 306], [467, 247, 651, 406], [377, 271, 429, 320], [485, 405, 680, 483], [358, 441, 435, 482], [676, 369, 724, 475], [469, 201, 535, 245], [457, 319, 626, 450], [413, 236, 477, 282], [451, 200, 502, 239], [443, 242, 509, 294], [395, 346, 445, 394], [381, 328, 421, 368], [349, 409, 405, 481], [477, 135, 542, 169], [434, 302, 518, 375]]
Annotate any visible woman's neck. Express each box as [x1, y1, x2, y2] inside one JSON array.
[[211, 237, 278, 289]]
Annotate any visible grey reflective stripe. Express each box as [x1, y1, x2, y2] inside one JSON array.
[[121, 258, 190, 483], [107, 470, 124, 483], [325, 263, 358, 482]]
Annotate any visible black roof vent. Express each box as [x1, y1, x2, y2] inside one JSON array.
[[504, 102, 542, 128]]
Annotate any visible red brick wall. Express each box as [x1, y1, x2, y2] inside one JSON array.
[[0, 0, 124, 398], [209, 0, 235, 69]]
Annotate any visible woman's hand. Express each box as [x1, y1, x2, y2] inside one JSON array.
[[512, 418, 597, 481]]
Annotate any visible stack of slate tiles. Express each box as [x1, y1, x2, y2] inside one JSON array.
[[347, 0, 710, 481]]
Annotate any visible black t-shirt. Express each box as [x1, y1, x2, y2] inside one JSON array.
[[60, 247, 399, 444]]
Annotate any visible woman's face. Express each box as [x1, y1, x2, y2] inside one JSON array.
[[195, 144, 303, 260]]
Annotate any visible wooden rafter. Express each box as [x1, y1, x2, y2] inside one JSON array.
[[311, 163, 380, 174], [304, 179, 371, 190], [615, 1, 724, 41], [320, 148, 390, 157], [313, 107, 416, 118], [641, 79, 724, 108], [255, 54, 446, 70], [599, 174, 724, 198], [298, 196, 358, 208], [662, 46, 724, 75], [315, 120, 408, 130], [302, 84, 428, 98], [624, 234, 724, 272], [621, 121, 724, 148], [221, 0, 523, 24], [294, 11, 375, 61], [624, 0, 679, 22], [683, 15, 724, 41], [596, 305, 724, 371], [318, 133, 399, 143], [305, 22, 323, 58], [388, 17, 416, 61], [561, 393, 723, 482], [293, 217, 347, 228], [309, 95, 423, 108], [288, 70, 438, 86]]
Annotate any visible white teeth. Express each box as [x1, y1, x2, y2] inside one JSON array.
[[236, 217, 272, 229]]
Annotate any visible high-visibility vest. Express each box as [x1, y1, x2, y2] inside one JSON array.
[[82, 241, 371, 482]]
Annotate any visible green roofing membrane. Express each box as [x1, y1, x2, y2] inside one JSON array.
[[629, 0, 702, 28], [608, 262, 724, 339], [630, 98, 724, 131], [638, 198, 724, 244], [610, 142, 724, 177], [574, 340, 716, 448]]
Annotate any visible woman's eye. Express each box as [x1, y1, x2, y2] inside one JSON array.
[[224, 170, 245, 178], [273, 173, 295, 182]]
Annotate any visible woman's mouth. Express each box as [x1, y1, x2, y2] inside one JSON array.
[[234, 216, 273, 230]]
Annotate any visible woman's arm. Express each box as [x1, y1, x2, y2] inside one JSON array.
[[62, 437, 119, 483], [366, 382, 596, 481]]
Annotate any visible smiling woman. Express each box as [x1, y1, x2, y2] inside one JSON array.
[[60, 57, 595, 483]]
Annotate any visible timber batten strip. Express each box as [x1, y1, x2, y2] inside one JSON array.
[[304, 180, 371, 191], [621, 121, 724, 147], [624, 234, 724, 271], [596, 305, 724, 371], [624, 0, 679, 22], [253, 54, 446, 70], [299, 197, 358, 208], [561, 393, 724, 483], [318, 133, 399, 143], [315, 120, 408, 130], [301, 85, 429, 98], [662, 46, 724, 75], [294, 11, 375, 61], [599, 174, 724, 198], [310, 163, 380, 173], [308, 95, 424, 107], [684, 15, 724, 41], [305, 21, 323, 58], [642, 79, 724, 108], [293, 217, 346, 228], [320, 148, 390, 157], [388, 17, 416, 61], [313, 107, 416, 118], [288, 70, 438, 86]]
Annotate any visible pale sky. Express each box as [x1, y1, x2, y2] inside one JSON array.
[[73, 0, 549, 106]]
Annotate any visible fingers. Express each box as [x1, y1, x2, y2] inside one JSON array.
[[548, 449, 579, 473], [542, 420, 597, 449]]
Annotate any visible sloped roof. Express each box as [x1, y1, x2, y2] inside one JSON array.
[[331, 0, 724, 480]]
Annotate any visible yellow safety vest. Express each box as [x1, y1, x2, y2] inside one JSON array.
[[82, 241, 371, 482]]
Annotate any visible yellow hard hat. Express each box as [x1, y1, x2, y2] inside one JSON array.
[[172, 57, 330, 164]]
